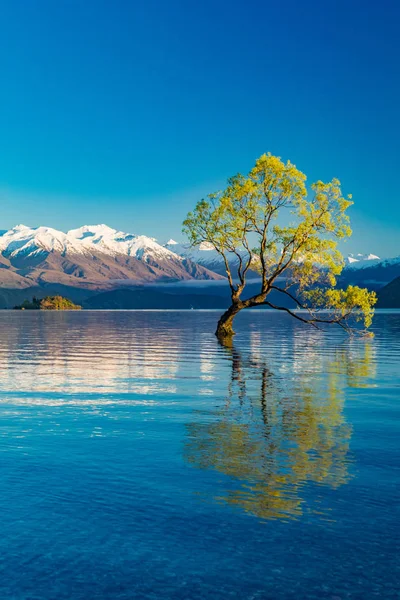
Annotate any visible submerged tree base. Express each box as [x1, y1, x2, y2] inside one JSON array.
[[215, 324, 236, 338], [215, 306, 240, 338]]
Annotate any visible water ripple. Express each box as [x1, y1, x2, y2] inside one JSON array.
[[0, 310, 398, 599]]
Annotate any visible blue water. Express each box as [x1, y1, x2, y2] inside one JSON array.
[[0, 310, 398, 599]]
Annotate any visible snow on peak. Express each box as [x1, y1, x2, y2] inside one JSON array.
[[345, 252, 381, 269], [0, 225, 87, 257], [0, 223, 185, 262], [13, 224, 30, 231], [2, 223, 389, 274], [198, 241, 215, 251], [68, 224, 118, 239], [68, 225, 182, 261], [347, 252, 380, 262]]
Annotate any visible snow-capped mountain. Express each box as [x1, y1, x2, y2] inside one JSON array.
[[164, 241, 388, 279], [164, 239, 400, 290], [0, 223, 183, 262], [0, 224, 87, 258], [67, 224, 179, 262], [164, 240, 251, 277], [340, 253, 400, 289], [0, 223, 398, 302], [0, 224, 223, 290], [345, 253, 380, 268]]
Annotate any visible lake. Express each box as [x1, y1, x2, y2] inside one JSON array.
[[0, 310, 398, 599]]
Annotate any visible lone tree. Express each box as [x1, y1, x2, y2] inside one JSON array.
[[183, 153, 377, 338]]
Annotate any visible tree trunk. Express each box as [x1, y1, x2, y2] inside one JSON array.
[[215, 303, 242, 338]]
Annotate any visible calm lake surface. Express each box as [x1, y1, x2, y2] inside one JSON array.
[[0, 310, 398, 599]]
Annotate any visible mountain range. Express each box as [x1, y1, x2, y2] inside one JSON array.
[[165, 242, 394, 281], [0, 223, 398, 308], [338, 253, 400, 290], [0, 224, 223, 292]]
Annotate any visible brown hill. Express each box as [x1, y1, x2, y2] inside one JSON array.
[[0, 249, 224, 291]]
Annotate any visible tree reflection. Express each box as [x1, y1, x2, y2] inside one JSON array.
[[184, 339, 374, 520]]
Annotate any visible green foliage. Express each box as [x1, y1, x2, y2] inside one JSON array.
[[183, 153, 377, 335], [15, 297, 42, 310], [14, 296, 81, 310]]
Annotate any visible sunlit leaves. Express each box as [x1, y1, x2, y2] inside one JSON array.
[[304, 286, 377, 328], [183, 153, 376, 334]]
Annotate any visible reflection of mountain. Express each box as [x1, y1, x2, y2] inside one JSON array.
[[0, 312, 188, 398], [184, 340, 374, 521]]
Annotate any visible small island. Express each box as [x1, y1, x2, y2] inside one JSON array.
[[14, 296, 82, 310]]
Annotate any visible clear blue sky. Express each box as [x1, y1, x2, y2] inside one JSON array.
[[0, 0, 399, 255]]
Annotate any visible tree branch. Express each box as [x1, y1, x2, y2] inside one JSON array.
[[262, 301, 352, 332]]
